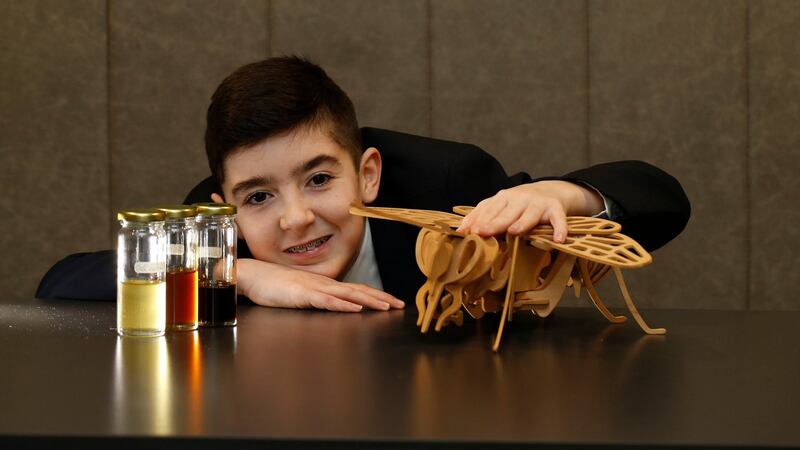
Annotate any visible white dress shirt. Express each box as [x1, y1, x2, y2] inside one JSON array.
[[340, 219, 384, 290]]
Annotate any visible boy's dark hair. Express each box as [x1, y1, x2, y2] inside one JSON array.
[[205, 56, 363, 183]]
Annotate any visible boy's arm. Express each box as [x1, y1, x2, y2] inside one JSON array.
[[457, 160, 690, 252], [457, 180, 604, 242], [35, 249, 404, 311], [238, 258, 404, 312], [551, 160, 691, 251]]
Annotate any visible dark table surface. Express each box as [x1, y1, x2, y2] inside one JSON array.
[[1, 297, 799, 449]]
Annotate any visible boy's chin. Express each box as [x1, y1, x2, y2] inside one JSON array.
[[286, 261, 344, 281]]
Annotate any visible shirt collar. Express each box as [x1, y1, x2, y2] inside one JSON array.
[[341, 219, 384, 290]]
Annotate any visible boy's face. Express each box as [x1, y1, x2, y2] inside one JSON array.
[[216, 125, 381, 280]]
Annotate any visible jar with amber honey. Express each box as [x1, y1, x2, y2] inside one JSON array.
[[156, 205, 198, 331]]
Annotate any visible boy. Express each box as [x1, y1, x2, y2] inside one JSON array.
[[38, 57, 691, 311]]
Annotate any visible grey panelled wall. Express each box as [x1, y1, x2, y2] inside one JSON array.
[[0, 1, 110, 302], [749, 0, 800, 310], [589, 0, 748, 310], [271, 0, 430, 137], [109, 0, 269, 226], [3, 0, 799, 310], [432, 0, 588, 176]]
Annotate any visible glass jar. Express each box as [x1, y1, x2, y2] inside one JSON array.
[[117, 209, 167, 337], [195, 203, 238, 327], [156, 205, 198, 331]]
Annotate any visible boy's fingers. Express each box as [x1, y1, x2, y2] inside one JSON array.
[[456, 211, 473, 232], [309, 293, 363, 312], [350, 290, 391, 311], [547, 207, 569, 243], [362, 289, 404, 310], [360, 286, 405, 308], [508, 205, 545, 235], [461, 198, 507, 234], [328, 284, 396, 311], [482, 205, 527, 236], [457, 200, 485, 230], [345, 283, 404, 309]]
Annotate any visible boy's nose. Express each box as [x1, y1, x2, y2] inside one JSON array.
[[279, 198, 315, 231]]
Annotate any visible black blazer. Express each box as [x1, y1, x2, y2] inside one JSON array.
[[36, 127, 690, 303]]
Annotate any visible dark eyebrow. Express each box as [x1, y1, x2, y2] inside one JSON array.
[[291, 154, 341, 178], [230, 154, 342, 199], [231, 176, 269, 199]]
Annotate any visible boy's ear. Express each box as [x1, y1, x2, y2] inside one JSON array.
[[211, 193, 225, 203], [359, 147, 382, 204]]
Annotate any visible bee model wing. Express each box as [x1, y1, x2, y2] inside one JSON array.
[[501, 216, 631, 266], [452, 205, 474, 216], [453, 209, 620, 236], [527, 216, 621, 236], [350, 205, 464, 235], [528, 231, 651, 269]]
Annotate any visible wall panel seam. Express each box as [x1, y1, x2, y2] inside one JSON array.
[[585, 0, 592, 166], [426, 0, 433, 137], [744, 0, 751, 311], [106, 0, 113, 246], [267, 0, 273, 57]]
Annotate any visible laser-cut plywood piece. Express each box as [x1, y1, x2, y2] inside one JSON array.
[[350, 205, 665, 351]]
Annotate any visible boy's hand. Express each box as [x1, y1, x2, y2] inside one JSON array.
[[237, 258, 405, 312], [456, 181, 604, 243]]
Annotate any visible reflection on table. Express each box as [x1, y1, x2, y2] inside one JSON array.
[[112, 327, 237, 435], [1, 298, 799, 449]]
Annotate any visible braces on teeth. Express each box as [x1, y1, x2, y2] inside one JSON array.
[[288, 236, 328, 253]]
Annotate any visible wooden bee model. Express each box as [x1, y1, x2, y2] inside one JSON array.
[[350, 205, 665, 351]]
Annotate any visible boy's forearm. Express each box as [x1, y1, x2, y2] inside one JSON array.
[[236, 257, 403, 312], [529, 180, 604, 217], [552, 160, 691, 251], [236, 258, 290, 308], [574, 182, 605, 216], [236, 258, 258, 303]]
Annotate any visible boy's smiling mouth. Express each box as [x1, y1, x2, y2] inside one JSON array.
[[284, 235, 332, 254]]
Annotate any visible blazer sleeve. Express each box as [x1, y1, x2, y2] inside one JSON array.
[[36, 250, 117, 300], [537, 160, 691, 251], [447, 153, 690, 252]]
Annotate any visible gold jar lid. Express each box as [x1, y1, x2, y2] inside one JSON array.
[[117, 208, 166, 222], [194, 202, 237, 216], [155, 204, 197, 219]]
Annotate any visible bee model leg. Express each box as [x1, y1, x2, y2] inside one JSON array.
[[515, 251, 576, 319], [415, 280, 435, 328], [578, 260, 627, 324], [420, 282, 447, 333], [415, 230, 453, 331], [436, 287, 464, 331], [493, 236, 521, 352], [612, 267, 666, 335], [435, 289, 464, 330]]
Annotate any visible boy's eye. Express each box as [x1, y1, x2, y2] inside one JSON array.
[[245, 191, 271, 205], [309, 173, 332, 187]]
